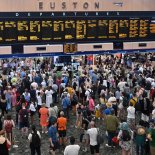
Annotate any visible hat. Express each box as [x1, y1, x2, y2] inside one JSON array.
[[137, 127, 145, 135], [120, 122, 129, 131], [106, 102, 112, 108]]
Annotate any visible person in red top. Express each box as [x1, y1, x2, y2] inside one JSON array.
[[57, 111, 67, 147], [89, 96, 95, 114]]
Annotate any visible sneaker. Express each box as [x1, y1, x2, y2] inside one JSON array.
[[45, 131, 48, 134], [82, 148, 87, 152], [105, 144, 112, 148], [13, 145, 19, 148], [42, 131, 44, 134]]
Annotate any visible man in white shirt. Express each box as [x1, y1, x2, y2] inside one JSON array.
[[64, 136, 80, 155], [85, 86, 92, 102], [86, 121, 100, 155]]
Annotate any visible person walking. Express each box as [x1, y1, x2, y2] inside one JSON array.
[[28, 125, 41, 155], [0, 130, 11, 155], [48, 121, 59, 155]]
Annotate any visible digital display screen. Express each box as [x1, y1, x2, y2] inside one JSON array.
[[0, 14, 154, 44], [64, 43, 77, 53]]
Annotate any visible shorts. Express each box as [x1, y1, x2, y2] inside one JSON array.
[[90, 145, 100, 154], [30, 111, 35, 116], [58, 130, 66, 137], [20, 122, 29, 129], [50, 141, 60, 151]]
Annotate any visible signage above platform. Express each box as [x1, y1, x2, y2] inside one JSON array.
[[0, 0, 155, 12]]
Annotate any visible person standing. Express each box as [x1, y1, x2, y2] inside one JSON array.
[[64, 136, 80, 155], [3, 114, 15, 144], [148, 121, 155, 155], [86, 121, 100, 155], [88, 96, 95, 114], [45, 87, 53, 108], [117, 122, 133, 155], [57, 111, 67, 148], [39, 104, 49, 134], [28, 125, 41, 155], [61, 94, 71, 119], [19, 103, 29, 138], [127, 103, 135, 131], [105, 109, 119, 147], [0, 94, 7, 118], [29, 102, 36, 125]]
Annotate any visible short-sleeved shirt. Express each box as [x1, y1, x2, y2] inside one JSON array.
[[48, 126, 58, 143], [87, 128, 98, 146], [57, 117, 67, 131]]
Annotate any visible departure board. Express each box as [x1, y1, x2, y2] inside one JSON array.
[[53, 20, 64, 40], [129, 19, 139, 38], [30, 20, 41, 41], [76, 20, 86, 39], [17, 21, 29, 41], [119, 20, 129, 38], [150, 20, 155, 39], [4, 21, 16, 42], [0, 12, 155, 45], [64, 43, 77, 53], [0, 21, 3, 42], [87, 20, 97, 39], [109, 20, 119, 39], [98, 20, 108, 39], [65, 20, 75, 40], [139, 19, 149, 38], [42, 20, 52, 41]]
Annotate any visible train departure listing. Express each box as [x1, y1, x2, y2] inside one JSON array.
[[0, 16, 154, 44]]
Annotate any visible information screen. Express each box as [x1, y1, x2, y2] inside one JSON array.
[[64, 43, 77, 53], [0, 13, 155, 44]]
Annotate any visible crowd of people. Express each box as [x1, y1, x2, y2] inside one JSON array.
[[0, 53, 155, 155]]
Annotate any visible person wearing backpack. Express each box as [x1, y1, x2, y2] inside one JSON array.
[[3, 114, 15, 145], [117, 122, 133, 155], [19, 103, 29, 138], [28, 125, 41, 155]]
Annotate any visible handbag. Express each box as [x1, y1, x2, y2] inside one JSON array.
[[96, 128, 104, 145], [112, 136, 119, 145]]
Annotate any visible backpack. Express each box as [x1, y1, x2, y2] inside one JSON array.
[[5, 120, 13, 133], [72, 94, 78, 103], [96, 128, 104, 144], [20, 109, 28, 123], [31, 132, 41, 148], [122, 130, 131, 141], [122, 97, 129, 107]]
